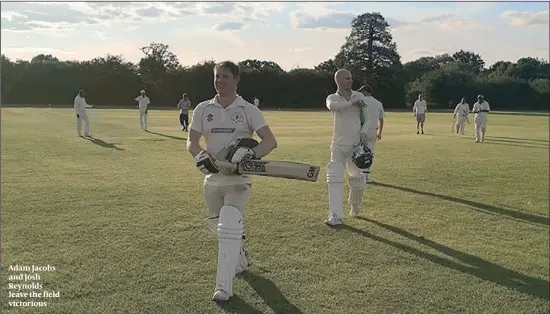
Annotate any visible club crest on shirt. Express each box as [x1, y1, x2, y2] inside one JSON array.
[[207, 113, 213, 122], [230, 112, 244, 124]]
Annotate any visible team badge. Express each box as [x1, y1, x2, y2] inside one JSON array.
[[207, 113, 213, 122], [230, 112, 244, 124]]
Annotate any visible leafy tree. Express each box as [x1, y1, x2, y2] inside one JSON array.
[[451, 50, 485, 74]]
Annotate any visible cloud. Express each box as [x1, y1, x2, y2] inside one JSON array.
[[291, 11, 355, 29], [1, 45, 75, 55], [288, 47, 312, 53], [501, 9, 549, 26], [213, 22, 244, 31], [391, 14, 491, 31]]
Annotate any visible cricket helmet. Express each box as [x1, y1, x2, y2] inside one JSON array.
[[351, 143, 373, 169]]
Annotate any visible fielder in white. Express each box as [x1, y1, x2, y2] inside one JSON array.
[[253, 97, 260, 108], [472, 94, 490, 143], [73, 89, 93, 137], [358, 85, 384, 184], [325, 69, 370, 225], [187, 61, 277, 302], [413, 94, 428, 134], [135, 90, 150, 131], [453, 98, 470, 135]]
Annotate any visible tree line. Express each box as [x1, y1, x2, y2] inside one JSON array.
[[1, 12, 548, 110]]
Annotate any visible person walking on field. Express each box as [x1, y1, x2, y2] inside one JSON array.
[[453, 97, 470, 135], [472, 94, 490, 143], [74, 89, 93, 137], [135, 90, 150, 131], [413, 94, 427, 134], [177, 93, 192, 131]]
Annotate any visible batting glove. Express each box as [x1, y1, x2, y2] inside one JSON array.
[[194, 150, 220, 175], [229, 147, 256, 163]]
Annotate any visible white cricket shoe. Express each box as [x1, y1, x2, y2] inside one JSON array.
[[235, 246, 250, 275], [324, 217, 343, 226], [212, 289, 231, 302]]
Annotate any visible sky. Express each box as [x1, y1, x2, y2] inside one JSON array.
[[1, 1, 548, 71]]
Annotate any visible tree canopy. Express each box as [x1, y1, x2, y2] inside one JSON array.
[[2, 12, 548, 111]]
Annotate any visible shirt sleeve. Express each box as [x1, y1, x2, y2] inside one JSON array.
[[135, 97, 139, 101], [247, 106, 267, 132], [326, 94, 353, 111], [190, 105, 203, 133]]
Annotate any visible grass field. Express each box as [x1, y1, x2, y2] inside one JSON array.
[[1, 107, 549, 314]]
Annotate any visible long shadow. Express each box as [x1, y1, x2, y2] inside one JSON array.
[[83, 136, 124, 151], [146, 130, 187, 141], [482, 137, 549, 145], [241, 271, 304, 314], [218, 271, 303, 314], [347, 218, 550, 300], [371, 182, 549, 227], [490, 111, 549, 117], [481, 140, 548, 150], [485, 136, 550, 144]]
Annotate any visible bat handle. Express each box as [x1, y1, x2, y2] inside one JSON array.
[[217, 161, 239, 175]]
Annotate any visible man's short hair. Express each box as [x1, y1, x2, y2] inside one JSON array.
[[214, 61, 240, 77]]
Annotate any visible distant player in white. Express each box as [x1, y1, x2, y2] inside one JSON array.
[[413, 94, 427, 134], [253, 97, 260, 108], [73, 89, 93, 137], [453, 97, 470, 135], [177, 93, 192, 131], [135, 90, 150, 131], [472, 94, 490, 143], [187, 61, 277, 302], [358, 85, 384, 184], [325, 69, 370, 224]]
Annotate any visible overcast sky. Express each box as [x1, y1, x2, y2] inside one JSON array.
[[1, 1, 548, 71]]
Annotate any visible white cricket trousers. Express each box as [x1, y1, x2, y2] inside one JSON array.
[[363, 128, 378, 179], [326, 144, 365, 220], [140, 109, 148, 130], [204, 183, 251, 219], [456, 116, 467, 134], [474, 118, 487, 141], [75, 110, 90, 136]]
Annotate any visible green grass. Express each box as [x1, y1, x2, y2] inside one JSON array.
[[1, 108, 549, 314]]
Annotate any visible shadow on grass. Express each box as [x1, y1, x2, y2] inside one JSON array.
[[481, 140, 549, 150], [83, 136, 124, 151], [371, 182, 550, 227], [146, 130, 187, 141], [343, 218, 550, 300], [219, 271, 303, 314], [485, 136, 550, 144]]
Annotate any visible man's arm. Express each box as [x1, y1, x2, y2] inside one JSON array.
[[326, 95, 355, 111], [252, 126, 277, 158], [187, 129, 203, 158], [412, 101, 417, 114]]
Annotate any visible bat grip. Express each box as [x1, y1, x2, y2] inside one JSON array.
[[217, 161, 239, 175]]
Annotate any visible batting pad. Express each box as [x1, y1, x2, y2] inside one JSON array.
[[348, 176, 365, 207], [326, 162, 345, 183], [215, 205, 243, 296]]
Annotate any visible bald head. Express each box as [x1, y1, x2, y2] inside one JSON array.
[[334, 69, 353, 91]]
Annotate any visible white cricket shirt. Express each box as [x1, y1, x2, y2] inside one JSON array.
[[472, 101, 490, 120], [413, 100, 427, 114], [74, 95, 88, 113], [454, 103, 469, 116], [135, 95, 150, 110], [326, 90, 369, 146], [364, 96, 384, 129], [190, 95, 267, 186]]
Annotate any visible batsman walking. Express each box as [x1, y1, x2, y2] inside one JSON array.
[[325, 69, 372, 225], [453, 97, 470, 135], [187, 61, 277, 302]]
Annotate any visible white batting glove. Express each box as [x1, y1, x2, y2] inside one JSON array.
[[194, 150, 220, 175], [229, 147, 256, 163]]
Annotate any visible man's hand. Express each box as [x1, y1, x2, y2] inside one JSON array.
[[229, 147, 256, 163], [360, 132, 368, 146], [376, 132, 382, 140], [194, 150, 220, 175]]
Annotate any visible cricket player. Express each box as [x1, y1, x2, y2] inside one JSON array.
[[472, 94, 490, 143], [74, 89, 93, 137], [453, 98, 470, 135], [413, 94, 428, 134], [358, 85, 384, 184], [325, 69, 370, 224], [253, 97, 259, 108], [177, 93, 192, 131], [135, 90, 150, 131], [187, 61, 277, 302]]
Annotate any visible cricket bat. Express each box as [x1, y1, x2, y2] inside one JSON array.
[[217, 160, 320, 182]]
